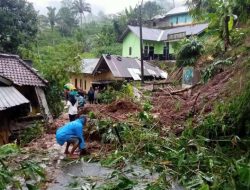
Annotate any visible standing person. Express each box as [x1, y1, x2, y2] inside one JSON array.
[[67, 94, 78, 121], [56, 115, 88, 157], [76, 93, 86, 109], [94, 87, 100, 104], [88, 87, 94, 104]]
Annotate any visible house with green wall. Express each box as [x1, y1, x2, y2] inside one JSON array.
[[120, 23, 208, 60], [120, 6, 208, 61]]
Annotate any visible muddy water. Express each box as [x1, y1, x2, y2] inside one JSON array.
[[47, 160, 183, 190], [47, 161, 113, 190]]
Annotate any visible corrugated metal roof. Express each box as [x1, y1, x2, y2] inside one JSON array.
[[80, 59, 100, 74], [151, 6, 189, 20], [161, 23, 209, 41], [0, 86, 29, 111], [126, 23, 208, 42], [96, 55, 168, 80], [0, 54, 47, 87], [128, 25, 164, 41], [166, 6, 189, 16]]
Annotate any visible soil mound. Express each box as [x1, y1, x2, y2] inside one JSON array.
[[106, 100, 140, 113], [152, 68, 234, 133]]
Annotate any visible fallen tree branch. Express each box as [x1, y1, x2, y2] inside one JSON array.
[[169, 82, 201, 95]]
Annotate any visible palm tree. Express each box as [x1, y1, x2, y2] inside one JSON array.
[[46, 7, 57, 31], [72, 0, 91, 27]]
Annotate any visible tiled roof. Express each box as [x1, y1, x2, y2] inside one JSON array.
[[95, 55, 168, 80], [122, 23, 208, 42], [0, 54, 47, 87], [0, 86, 29, 111]]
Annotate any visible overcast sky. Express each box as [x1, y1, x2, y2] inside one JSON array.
[[27, 0, 186, 15]]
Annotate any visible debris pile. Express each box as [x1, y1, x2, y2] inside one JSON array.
[[152, 69, 234, 133], [80, 99, 141, 121]]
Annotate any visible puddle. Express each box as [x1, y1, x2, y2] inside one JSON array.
[[47, 161, 113, 190], [47, 160, 183, 190]]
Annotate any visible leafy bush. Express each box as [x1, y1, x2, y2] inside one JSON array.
[[45, 84, 64, 118], [0, 144, 45, 189], [99, 88, 118, 104], [176, 38, 204, 67], [99, 83, 134, 104], [20, 122, 44, 146], [231, 28, 247, 47], [201, 57, 233, 83]]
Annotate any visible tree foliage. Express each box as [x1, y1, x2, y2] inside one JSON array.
[[72, 0, 91, 25], [0, 0, 38, 53], [46, 6, 57, 31], [57, 7, 78, 36], [176, 38, 204, 67], [187, 0, 250, 51], [20, 42, 82, 117]]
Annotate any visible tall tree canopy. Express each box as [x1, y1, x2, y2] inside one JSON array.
[[143, 1, 164, 20], [0, 0, 38, 53], [57, 7, 78, 36], [47, 7, 57, 31], [72, 0, 91, 26]]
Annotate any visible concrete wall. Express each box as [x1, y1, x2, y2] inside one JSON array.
[[70, 71, 122, 92], [144, 40, 165, 55], [169, 13, 192, 27], [122, 32, 141, 58]]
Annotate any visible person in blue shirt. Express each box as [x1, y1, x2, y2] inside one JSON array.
[[56, 115, 87, 156]]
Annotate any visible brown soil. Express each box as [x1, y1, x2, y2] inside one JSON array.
[[152, 68, 234, 134], [79, 99, 141, 121]]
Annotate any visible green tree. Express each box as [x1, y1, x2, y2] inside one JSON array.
[[0, 0, 38, 53], [188, 0, 250, 51], [231, 0, 250, 22], [20, 42, 82, 117], [38, 15, 49, 30], [72, 0, 91, 26], [46, 7, 57, 31], [56, 7, 78, 36], [176, 38, 204, 67], [143, 1, 164, 20]]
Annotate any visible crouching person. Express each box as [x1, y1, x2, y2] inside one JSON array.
[[56, 115, 88, 157]]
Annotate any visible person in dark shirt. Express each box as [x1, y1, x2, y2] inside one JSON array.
[[88, 87, 94, 104]]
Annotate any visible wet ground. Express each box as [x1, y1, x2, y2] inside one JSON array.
[[25, 115, 183, 190], [47, 159, 183, 190]]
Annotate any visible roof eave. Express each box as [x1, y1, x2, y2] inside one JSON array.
[[119, 27, 131, 42]]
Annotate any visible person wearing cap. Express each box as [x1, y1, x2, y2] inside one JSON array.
[[56, 115, 88, 156]]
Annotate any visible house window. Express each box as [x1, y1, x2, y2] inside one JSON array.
[[80, 79, 82, 88], [129, 47, 132, 55], [75, 78, 77, 88], [176, 17, 179, 24], [84, 80, 87, 90], [153, 21, 156, 27], [168, 32, 186, 40]]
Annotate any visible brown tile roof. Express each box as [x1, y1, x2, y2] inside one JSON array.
[[0, 54, 47, 87]]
